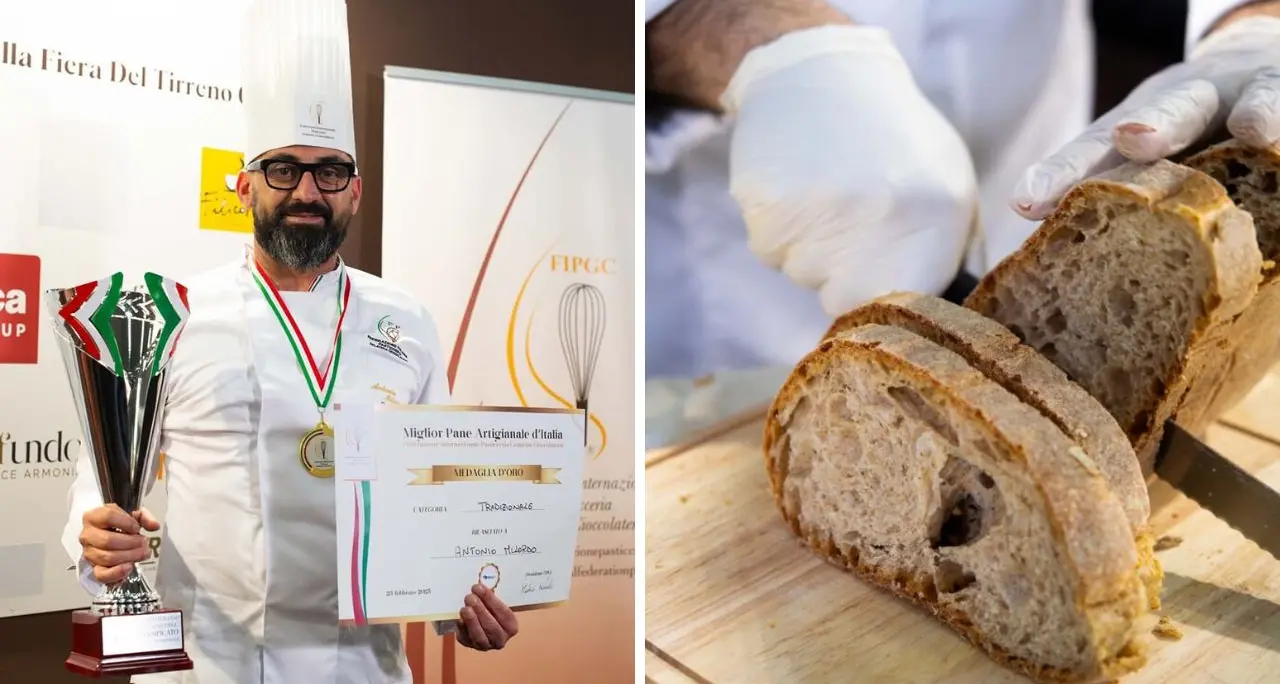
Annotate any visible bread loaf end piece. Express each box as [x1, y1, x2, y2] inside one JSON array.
[[964, 160, 1263, 473], [825, 292, 1162, 609], [1183, 142, 1280, 420], [765, 324, 1149, 684]]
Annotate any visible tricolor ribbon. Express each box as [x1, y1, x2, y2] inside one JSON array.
[[249, 261, 352, 412]]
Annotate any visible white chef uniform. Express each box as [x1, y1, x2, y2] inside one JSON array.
[[60, 1, 451, 681]]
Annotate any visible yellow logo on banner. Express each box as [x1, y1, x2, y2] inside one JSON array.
[[198, 147, 252, 233]]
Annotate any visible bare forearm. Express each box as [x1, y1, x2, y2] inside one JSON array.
[[646, 0, 853, 112], [1212, 0, 1280, 30]]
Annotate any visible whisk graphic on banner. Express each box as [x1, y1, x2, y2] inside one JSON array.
[[557, 283, 605, 448]]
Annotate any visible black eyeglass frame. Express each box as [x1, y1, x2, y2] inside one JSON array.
[[245, 158, 359, 193]]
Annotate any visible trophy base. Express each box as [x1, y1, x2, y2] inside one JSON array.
[[67, 608, 194, 677]]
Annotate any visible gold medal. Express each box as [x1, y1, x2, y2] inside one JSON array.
[[300, 421, 336, 478]]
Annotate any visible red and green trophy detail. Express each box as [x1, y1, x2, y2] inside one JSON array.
[[44, 272, 194, 677]]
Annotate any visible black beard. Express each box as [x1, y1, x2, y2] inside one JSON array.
[[253, 200, 349, 271]]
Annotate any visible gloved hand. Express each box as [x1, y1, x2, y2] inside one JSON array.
[[1014, 15, 1280, 219], [722, 25, 980, 318]]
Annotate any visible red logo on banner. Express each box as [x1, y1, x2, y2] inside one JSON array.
[[0, 253, 40, 364]]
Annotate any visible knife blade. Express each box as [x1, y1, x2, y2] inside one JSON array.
[[1153, 419, 1280, 561]]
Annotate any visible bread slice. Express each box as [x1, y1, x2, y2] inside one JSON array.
[[823, 292, 1162, 608], [764, 323, 1149, 683], [1181, 142, 1280, 421], [963, 161, 1263, 473]]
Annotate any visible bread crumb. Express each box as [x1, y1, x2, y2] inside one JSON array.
[[768, 620, 777, 629], [1067, 446, 1102, 477], [1154, 535, 1183, 552], [678, 494, 690, 504], [1153, 616, 1183, 640]]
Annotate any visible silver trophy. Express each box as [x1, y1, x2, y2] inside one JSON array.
[[44, 272, 191, 619]]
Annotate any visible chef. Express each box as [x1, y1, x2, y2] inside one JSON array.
[[61, 1, 518, 681]]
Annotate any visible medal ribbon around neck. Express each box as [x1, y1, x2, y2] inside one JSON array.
[[249, 261, 352, 416]]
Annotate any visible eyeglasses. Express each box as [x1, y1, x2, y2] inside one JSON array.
[[245, 158, 357, 193]]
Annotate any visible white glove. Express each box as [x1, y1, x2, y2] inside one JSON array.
[[722, 25, 979, 318], [1014, 15, 1280, 219]]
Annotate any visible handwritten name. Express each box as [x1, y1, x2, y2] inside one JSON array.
[[520, 572, 555, 595], [504, 544, 537, 556], [456, 545, 496, 558], [478, 501, 534, 512]]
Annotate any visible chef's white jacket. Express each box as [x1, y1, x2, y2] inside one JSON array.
[[62, 254, 449, 684], [645, 0, 1257, 380]]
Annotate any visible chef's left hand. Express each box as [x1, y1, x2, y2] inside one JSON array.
[[1014, 9, 1280, 220], [453, 584, 519, 651]]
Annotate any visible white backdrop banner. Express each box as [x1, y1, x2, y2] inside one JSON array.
[[0, 0, 257, 618], [379, 68, 634, 683]]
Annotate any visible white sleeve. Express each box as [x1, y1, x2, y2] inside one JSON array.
[[61, 439, 105, 596], [1185, 0, 1262, 55], [413, 308, 453, 405]]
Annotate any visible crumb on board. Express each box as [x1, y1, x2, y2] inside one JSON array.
[[1153, 616, 1184, 641], [1154, 535, 1184, 552], [768, 620, 777, 629], [678, 494, 690, 504]]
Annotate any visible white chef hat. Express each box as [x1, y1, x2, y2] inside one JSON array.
[[240, 0, 357, 166]]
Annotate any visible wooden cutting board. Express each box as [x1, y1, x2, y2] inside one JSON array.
[[645, 366, 1280, 684]]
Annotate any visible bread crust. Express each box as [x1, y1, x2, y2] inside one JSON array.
[[824, 292, 1150, 532], [964, 160, 1262, 473], [765, 324, 1148, 684], [824, 293, 1163, 610], [1183, 141, 1280, 421]]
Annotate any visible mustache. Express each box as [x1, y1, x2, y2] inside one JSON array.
[[274, 201, 333, 222]]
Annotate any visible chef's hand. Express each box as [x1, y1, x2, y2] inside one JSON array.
[[723, 24, 980, 317], [450, 584, 519, 652], [79, 505, 160, 584], [1014, 11, 1280, 219]]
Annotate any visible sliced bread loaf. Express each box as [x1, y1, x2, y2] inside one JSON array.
[[1182, 142, 1280, 421], [823, 292, 1161, 608], [764, 323, 1149, 683], [963, 160, 1263, 473]]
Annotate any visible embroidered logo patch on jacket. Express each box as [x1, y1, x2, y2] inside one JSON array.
[[367, 314, 409, 362]]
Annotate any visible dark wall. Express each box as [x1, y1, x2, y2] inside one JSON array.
[[0, 1, 631, 681], [1090, 0, 1188, 116]]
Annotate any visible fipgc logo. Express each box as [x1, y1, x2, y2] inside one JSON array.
[[0, 253, 40, 364]]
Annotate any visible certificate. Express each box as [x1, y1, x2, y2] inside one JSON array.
[[331, 404, 587, 624]]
